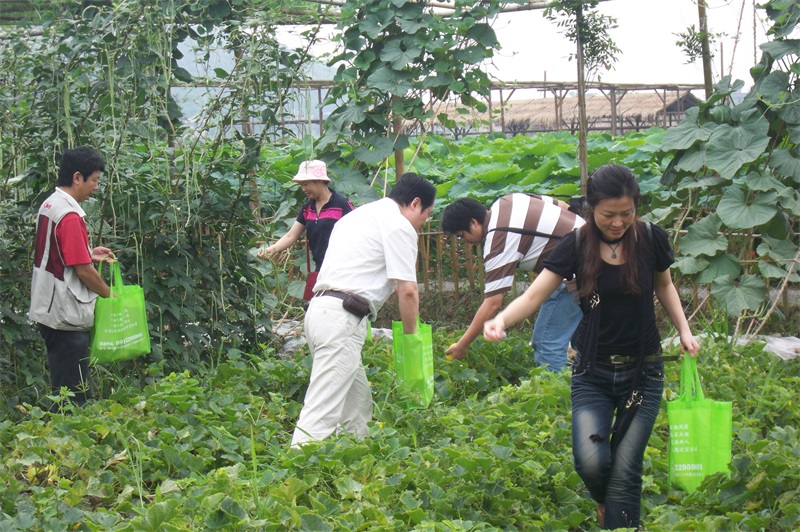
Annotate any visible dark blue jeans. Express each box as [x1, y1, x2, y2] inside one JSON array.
[[571, 359, 665, 529], [39, 324, 92, 408]]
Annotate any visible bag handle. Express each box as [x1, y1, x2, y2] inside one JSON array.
[[678, 356, 704, 401], [97, 261, 124, 297]]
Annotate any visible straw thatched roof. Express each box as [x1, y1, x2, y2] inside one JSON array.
[[421, 90, 701, 134]]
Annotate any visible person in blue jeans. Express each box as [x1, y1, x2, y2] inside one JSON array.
[[441, 194, 584, 371], [484, 165, 699, 529], [531, 281, 583, 371]]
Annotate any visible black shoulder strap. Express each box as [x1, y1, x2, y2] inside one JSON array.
[[487, 226, 564, 240]]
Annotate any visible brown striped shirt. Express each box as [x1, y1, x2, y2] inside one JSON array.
[[484, 193, 584, 297]]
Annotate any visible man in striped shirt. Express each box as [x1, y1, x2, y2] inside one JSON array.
[[441, 193, 585, 372]]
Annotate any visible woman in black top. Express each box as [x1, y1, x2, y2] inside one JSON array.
[[484, 164, 699, 530], [258, 160, 354, 271]]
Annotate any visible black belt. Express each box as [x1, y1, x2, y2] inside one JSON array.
[[313, 290, 370, 319], [314, 290, 349, 301], [603, 354, 679, 365]]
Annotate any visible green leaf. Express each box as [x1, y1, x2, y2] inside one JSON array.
[[661, 108, 715, 150], [705, 110, 770, 179], [353, 50, 376, 69], [758, 260, 800, 282], [677, 214, 727, 257], [696, 254, 741, 284], [466, 23, 499, 48], [768, 148, 800, 184], [711, 274, 767, 316], [674, 145, 708, 173], [380, 38, 422, 69], [673, 255, 710, 276], [353, 137, 395, 165], [334, 476, 364, 500], [717, 186, 778, 229], [366, 67, 412, 95], [173, 67, 193, 83], [760, 39, 800, 61], [744, 169, 786, 191], [675, 172, 725, 191], [777, 187, 800, 215], [757, 235, 800, 261], [755, 70, 790, 103]]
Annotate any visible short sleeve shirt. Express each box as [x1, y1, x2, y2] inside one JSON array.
[[543, 223, 675, 356], [56, 214, 92, 267], [314, 198, 418, 314], [483, 193, 584, 297], [296, 190, 354, 271]]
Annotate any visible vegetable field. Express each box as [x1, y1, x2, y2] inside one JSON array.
[[1, 331, 798, 530]]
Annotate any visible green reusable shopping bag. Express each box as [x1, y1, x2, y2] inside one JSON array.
[[392, 321, 434, 409], [90, 261, 151, 363], [668, 356, 732, 493]]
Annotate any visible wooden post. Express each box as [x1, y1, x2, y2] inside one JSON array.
[[576, 4, 589, 193], [449, 234, 460, 293], [698, 0, 714, 99], [465, 244, 475, 289], [436, 231, 443, 292]]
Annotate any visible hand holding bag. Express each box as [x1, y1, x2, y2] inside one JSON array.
[[668, 356, 732, 492], [90, 261, 151, 363], [392, 321, 434, 409]]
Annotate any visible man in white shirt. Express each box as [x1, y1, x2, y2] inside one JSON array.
[[291, 173, 436, 447]]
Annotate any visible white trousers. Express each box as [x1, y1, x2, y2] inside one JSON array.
[[291, 296, 372, 447]]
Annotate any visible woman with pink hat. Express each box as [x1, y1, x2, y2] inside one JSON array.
[[258, 160, 354, 296]]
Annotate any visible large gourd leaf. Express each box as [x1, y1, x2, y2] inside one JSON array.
[[717, 186, 779, 229], [674, 146, 708, 173], [758, 260, 800, 282], [380, 37, 422, 69], [676, 173, 725, 191], [662, 107, 716, 150], [777, 187, 800, 215], [673, 255, 710, 276], [711, 274, 767, 316], [677, 214, 728, 257], [705, 109, 770, 179], [768, 148, 800, 184], [695, 254, 741, 284], [366, 67, 412, 95], [353, 136, 395, 165], [744, 170, 786, 191], [760, 39, 800, 61], [757, 235, 800, 261]]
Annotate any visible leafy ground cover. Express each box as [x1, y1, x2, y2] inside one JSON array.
[[1, 330, 797, 531]]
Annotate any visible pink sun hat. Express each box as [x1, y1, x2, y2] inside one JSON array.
[[292, 160, 330, 183]]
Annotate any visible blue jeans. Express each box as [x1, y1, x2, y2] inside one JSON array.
[[530, 283, 582, 372], [571, 359, 665, 529]]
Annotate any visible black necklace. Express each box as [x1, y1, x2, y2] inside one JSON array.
[[599, 234, 624, 259]]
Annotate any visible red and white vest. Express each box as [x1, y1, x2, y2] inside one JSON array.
[[29, 189, 97, 330]]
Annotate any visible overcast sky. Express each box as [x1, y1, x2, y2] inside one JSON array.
[[488, 0, 769, 89], [276, 0, 771, 96]]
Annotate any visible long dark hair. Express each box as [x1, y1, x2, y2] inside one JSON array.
[[578, 164, 643, 298]]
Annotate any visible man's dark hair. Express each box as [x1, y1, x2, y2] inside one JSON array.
[[58, 147, 106, 187], [389, 172, 437, 210], [441, 198, 487, 234]]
